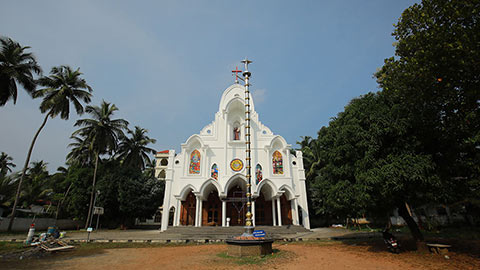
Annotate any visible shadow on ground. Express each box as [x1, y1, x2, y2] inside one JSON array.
[[334, 234, 480, 259]]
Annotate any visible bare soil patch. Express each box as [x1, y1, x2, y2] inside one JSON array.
[[1, 241, 478, 270]]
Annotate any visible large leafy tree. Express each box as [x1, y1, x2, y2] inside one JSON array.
[[376, 0, 480, 230], [304, 93, 439, 243], [0, 37, 41, 106], [117, 126, 157, 170], [376, 0, 480, 192], [19, 161, 52, 208], [72, 101, 128, 228], [61, 159, 164, 228], [8, 65, 92, 231], [303, 0, 479, 246], [95, 161, 164, 228], [61, 165, 93, 221]]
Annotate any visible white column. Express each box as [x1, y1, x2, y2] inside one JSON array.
[[160, 201, 170, 231], [277, 198, 282, 226], [195, 197, 200, 227], [302, 207, 310, 229], [272, 200, 277, 226], [222, 200, 227, 227], [252, 201, 256, 227], [160, 180, 172, 231], [292, 198, 299, 225], [198, 200, 203, 227], [175, 199, 181, 226]]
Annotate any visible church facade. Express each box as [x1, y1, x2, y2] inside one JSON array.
[[155, 83, 310, 231]]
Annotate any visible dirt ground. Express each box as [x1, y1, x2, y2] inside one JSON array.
[[1, 241, 479, 270]]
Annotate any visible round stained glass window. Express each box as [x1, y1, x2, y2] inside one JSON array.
[[230, 159, 244, 172]]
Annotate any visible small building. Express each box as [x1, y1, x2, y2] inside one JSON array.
[[155, 83, 310, 231]]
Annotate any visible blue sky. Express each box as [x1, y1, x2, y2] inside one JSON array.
[[0, 0, 419, 172]]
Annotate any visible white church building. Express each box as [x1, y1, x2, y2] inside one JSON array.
[[155, 83, 310, 231]]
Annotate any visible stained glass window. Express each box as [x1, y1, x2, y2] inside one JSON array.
[[272, 151, 283, 174], [189, 150, 201, 174], [211, 164, 218, 180], [256, 164, 263, 184]]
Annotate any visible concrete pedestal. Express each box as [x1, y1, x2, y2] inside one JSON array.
[[225, 239, 274, 257]]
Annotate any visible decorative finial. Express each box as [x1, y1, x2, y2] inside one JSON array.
[[231, 66, 242, 84], [241, 58, 252, 77]]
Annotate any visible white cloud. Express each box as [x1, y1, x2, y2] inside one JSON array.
[[252, 88, 266, 104]]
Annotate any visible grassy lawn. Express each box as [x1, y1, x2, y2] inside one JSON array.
[[216, 248, 287, 265], [0, 242, 25, 255], [72, 241, 221, 251]]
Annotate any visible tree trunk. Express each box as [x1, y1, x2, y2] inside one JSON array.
[[7, 112, 50, 231], [55, 182, 73, 225], [398, 202, 426, 251], [85, 153, 99, 229]]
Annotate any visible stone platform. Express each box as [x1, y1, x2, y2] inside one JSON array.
[[226, 238, 274, 257]]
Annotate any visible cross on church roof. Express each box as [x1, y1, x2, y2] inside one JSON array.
[[231, 66, 242, 84], [241, 58, 252, 77], [241, 58, 252, 70]]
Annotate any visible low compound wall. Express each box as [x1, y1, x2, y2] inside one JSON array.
[[0, 218, 83, 232]]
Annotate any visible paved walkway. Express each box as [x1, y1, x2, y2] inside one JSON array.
[[0, 227, 380, 243]]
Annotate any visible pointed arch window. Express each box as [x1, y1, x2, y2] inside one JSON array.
[[272, 151, 283, 174], [256, 164, 263, 184], [189, 150, 201, 174], [211, 163, 218, 180]]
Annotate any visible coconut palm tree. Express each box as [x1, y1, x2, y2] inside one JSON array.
[[0, 152, 16, 177], [0, 37, 41, 106], [117, 126, 156, 170], [72, 101, 128, 228], [144, 158, 156, 179], [0, 175, 15, 206], [7, 65, 92, 231], [20, 161, 52, 208], [296, 136, 320, 180], [0, 152, 16, 207], [66, 135, 94, 166]]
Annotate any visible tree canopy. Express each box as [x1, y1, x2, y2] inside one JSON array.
[[301, 0, 480, 243], [0, 37, 41, 106]]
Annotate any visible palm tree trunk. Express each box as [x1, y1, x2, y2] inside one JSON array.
[[7, 112, 51, 231], [85, 153, 99, 229]]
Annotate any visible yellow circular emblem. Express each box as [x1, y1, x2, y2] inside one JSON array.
[[230, 159, 244, 171]]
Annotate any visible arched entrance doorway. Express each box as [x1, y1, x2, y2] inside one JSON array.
[[202, 190, 222, 226], [280, 193, 293, 225], [168, 207, 175, 226], [226, 185, 246, 226], [180, 191, 196, 225], [255, 192, 273, 225], [256, 180, 276, 226]]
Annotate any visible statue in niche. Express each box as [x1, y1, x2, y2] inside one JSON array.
[[233, 126, 240, 140]]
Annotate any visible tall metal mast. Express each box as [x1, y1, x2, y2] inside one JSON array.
[[241, 58, 254, 235]]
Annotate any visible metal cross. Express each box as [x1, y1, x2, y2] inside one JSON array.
[[241, 58, 252, 72], [231, 66, 242, 84]]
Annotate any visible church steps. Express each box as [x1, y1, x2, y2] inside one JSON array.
[[160, 225, 311, 239]]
